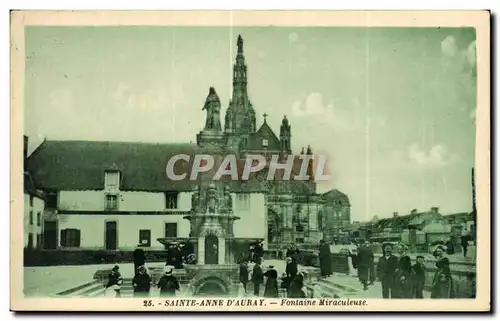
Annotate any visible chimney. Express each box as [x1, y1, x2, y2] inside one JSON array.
[[393, 212, 399, 218], [23, 135, 28, 171], [411, 209, 418, 215], [431, 207, 439, 214]]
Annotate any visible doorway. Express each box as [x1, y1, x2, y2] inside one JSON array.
[[105, 221, 117, 250]]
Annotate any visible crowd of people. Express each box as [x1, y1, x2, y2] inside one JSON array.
[[105, 264, 181, 298], [349, 240, 455, 299], [238, 254, 311, 298]]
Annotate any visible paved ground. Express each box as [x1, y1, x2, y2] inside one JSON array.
[[25, 258, 436, 299]]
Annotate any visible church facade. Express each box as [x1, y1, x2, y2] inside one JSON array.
[[25, 35, 351, 252]]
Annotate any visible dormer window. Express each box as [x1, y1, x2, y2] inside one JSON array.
[[105, 164, 121, 191], [262, 139, 269, 147]]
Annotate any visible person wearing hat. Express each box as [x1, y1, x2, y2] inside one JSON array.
[[105, 265, 123, 298], [263, 265, 278, 298], [357, 239, 374, 291], [157, 267, 180, 297], [239, 260, 249, 295], [133, 246, 146, 276], [376, 242, 399, 298], [431, 245, 455, 298], [319, 239, 332, 278], [285, 256, 298, 284], [132, 265, 151, 297], [251, 260, 264, 296]]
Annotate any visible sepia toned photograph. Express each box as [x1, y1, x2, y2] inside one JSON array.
[[10, 10, 490, 312]]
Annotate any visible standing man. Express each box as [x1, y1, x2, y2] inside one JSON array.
[[319, 240, 332, 278], [239, 260, 249, 295], [133, 246, 146, 276], [461, 230, 470, 257], [413, 255, 426, 299], [377, 243, 399, 298], [254, 240, 264, 265], [251, 261, 264, 296], [357, 240, 374, 290]]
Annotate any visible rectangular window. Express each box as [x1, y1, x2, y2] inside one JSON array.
[[29, 210, 33, 225], [105, 195, 118, 211], [165, 223, 178, 238], [46, 193, 58, 209], [139, 229, 151, 247], [27, 233, 33, 249], [29, 195, 33, 207], [295, 225, 304, 232], [60, 229, 81, 247], [36, 212, 41, 226], [165, 192, 178, 209], [295, 238, 304, 244], [262, 139, 269, 147], [36, 234, 42, 248]]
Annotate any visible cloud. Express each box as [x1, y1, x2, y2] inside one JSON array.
[[441, 35, 477, 123], [441, 35, 458, 57], [408, 144, 456, 167], [110, 82, 174, 111]]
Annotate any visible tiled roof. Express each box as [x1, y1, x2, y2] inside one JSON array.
[[26, 140, 202, 192], [26, 139, 317, 194], [246, 121, 281, 151]]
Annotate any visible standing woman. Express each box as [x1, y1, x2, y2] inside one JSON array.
[[133, 266, 151, 298], [431, 245, 455, 298], [263, 265, 279, 298], [393, 256, 416, 298], [288, 273, 306, 298]]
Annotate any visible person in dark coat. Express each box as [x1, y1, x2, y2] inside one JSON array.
[[461, 232, 470, 257], [286, 244, 300, 264], [393, 255, 415, 298], [319, 240, 332, 277], [431, 246, 455, 298], [251, 261, 264, 296], [157, 267, 180, 297], [413, 255, 426, 299], [105, 265, 123, 298], [263, 265, 279, 298], [445, 238, 455, 255], [132, 265, 151, 297], [377, 243, 399, 299], [280, 273, 291, 297], [285, 256, 298, 282], [288, 273, 306, 298], [357, 240, 374, 290], [239, 261, 249, 294], [133, 247, 146, 275], [254, 241, 264, 265]]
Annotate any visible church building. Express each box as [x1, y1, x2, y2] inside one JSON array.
[[25, 35, 351, 252]]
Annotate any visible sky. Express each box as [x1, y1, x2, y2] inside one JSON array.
[[24, 26, 477, 221]]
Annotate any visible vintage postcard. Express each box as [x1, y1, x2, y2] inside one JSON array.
[[10, 10, 490, 312]]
